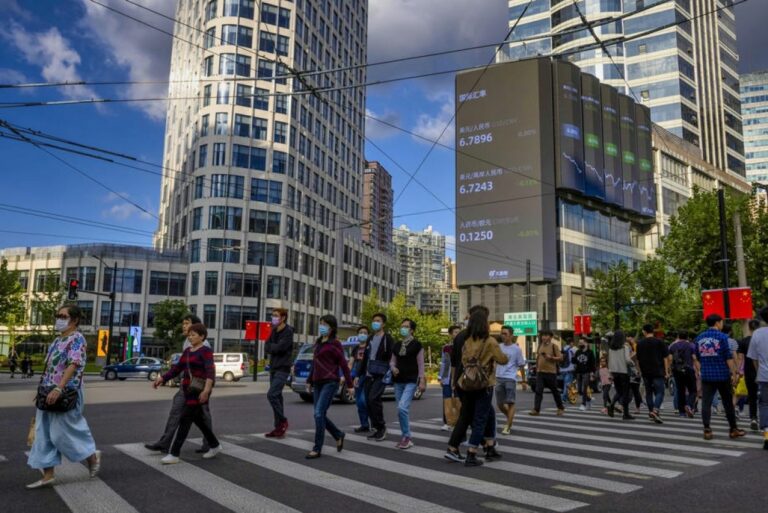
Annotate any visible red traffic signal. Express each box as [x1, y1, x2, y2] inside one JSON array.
[[67, 279, 79, 300]]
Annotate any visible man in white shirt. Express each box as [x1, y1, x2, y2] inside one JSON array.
[[496, 326, 527, 435], [747, 307, 768, 450]]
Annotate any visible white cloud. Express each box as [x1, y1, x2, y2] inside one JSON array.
[[78, 0, 174, 121], [0, 67, 27, 84], [411, 91, 455, 146], [365, 107, 403, 140], [102, 192, 154, 221], [1, 24, 99, 100], [0, 0, 32, 21]]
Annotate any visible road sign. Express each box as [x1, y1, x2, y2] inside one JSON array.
[[504, 311, 538, 336], [97, 329, 109, 357]]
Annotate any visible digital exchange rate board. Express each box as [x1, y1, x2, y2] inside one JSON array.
[[455, 59, 558, 285]]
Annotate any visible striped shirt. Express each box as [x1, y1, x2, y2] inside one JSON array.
[[162, 346, 215, 405]]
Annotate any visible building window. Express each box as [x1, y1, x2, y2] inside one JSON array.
[[224, 272, 260, 297], [212, 143, 226, 166], [272, 150, 287, 173], [207, 238, 241, 263], [247, 241, 279, 266], [273, 122, 287, 144], [149, 271, 186, 296], [223, 0, 254, 18], [204, 304, 217, 329], [102, 268, 142, 294], [209, 205, 243, 230], [205, 0, 217, 21], [192, 207, 203, 230], [259, 30, 276, 53], [203, 56, 214, 76], [17, 270, 29, 291], [204, 27, 216, 49], [190, 240, 201, 263], [254, 87, 269, 110], [248, 210, 281, 234], [236, 84, 252, 107], [200, 114, 209, 137], [232, 144, 266, 170], [34, 269, 61, 292], [99, 302, 141, 327], [210, 174, 244, 198], [216, 82, 230, 104], [198, 145, 208, 168], [190, 271, 199, 296], [253, 117, 267, 140], [76, 300, 94, 326], [234, 114, 250, 137], [266, 275, 281, 298], [275, 95, 287, 114], [214, 112, 228, 135], [251, 179, 282, 203], [205, 271, 218, 295], [221, 24, 253, 47], [222, 305, 258, 330], [257, 60, 274, 79], [65, 266, 96, 291], [236, 55, 251, 76]]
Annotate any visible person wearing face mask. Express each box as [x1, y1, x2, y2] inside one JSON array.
[[264, 308, 294, 438], [27, 305, 101, 489], [145, 314, 212, 454], [573, 336, 597, 411], [389, 319, 426, 449], [361, 313, 394, 441], [305, 315, 354, 459], [351, 326, 371, 433]]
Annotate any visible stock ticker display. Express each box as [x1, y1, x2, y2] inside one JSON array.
[[455, 58, 656, 286]]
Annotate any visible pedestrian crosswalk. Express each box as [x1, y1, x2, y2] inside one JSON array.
[[11, 407, 764, 513]]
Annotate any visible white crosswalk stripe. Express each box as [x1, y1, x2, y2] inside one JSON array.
[[0, 455, 7, 463], [260, 435, 589, 512]]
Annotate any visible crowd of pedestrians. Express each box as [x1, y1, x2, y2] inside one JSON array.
[[20, 300, 768, 489]]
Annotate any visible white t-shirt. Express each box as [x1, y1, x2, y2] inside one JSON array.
[[747, 326, 768, 382], [560, 345, 576, 373], [496, 343, 526, 380]]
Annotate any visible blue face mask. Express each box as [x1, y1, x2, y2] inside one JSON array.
[[372, 321, 382, 332], [400, 327, 410, 338], [319, 325, 330, 337], [358, 334, 368, 342]]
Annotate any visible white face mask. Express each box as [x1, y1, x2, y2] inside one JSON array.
[[54, 318, 70, 332]]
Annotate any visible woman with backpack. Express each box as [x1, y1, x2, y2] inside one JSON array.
[[607, 330, 635, 420], [444, 309, 508, 467]]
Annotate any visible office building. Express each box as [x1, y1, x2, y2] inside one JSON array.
[[361, 160, 394, 254], [153, 0, 398, 344], [503, 0, 745, 176], [392, 225, 450, 311], [741, 70, 768, 183]]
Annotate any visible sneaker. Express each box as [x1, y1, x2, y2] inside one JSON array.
[[366, 430, 380, 440], [444, 448, 465, 462], [501, 427, 511, 435], [374, 428, 387, 442], [353, 426, 371, 433], [685, 406, 695, 419], [144, 443, 167, 452], [750, 419, 759, 432], [161, 454, 180, 465], [440, 424, 452, 432], [579, 405, 586, 412], [202, 446, 222, 459], [464, 451, 483, 467], [528, 410, 540, 416], [649, 411, 663, 424], [556, 409, 565, 416], [26, 478, 56, 489], [396, 437, 414, 450]]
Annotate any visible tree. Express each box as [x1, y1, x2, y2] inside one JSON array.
[[588, 261, 635, 332], [0, 260, 25, 350], [152, 300, 190, 352], [361, 287, 382, 329], [31, 270, 65, 339]]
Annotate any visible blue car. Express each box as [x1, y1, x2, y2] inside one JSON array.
[[101, 357, 163, 381], [290, 338, 398, 403]]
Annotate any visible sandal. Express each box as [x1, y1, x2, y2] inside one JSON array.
[[336, 433, 345, 453], [89, 450, 102, 478], [729, 429, 746, 439], [305, 451, 321, 459], [703, 428, 713, 440]]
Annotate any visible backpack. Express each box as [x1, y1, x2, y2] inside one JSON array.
[[671, 346, 688, 373], [458, 337, 491, 391]]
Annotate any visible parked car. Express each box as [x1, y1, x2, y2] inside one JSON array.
[[290, 338, 406, 403], [101, 357, 163, 381], [166, 352, 250, 384]]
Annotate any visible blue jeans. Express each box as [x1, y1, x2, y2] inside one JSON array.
[[759, 382, 768, 431], [312, 382, 343, 453], [394, 382, 417, 438], [469, 388, 496, 448], [561, 372, 575, 401], [355, 376, 369, 428], [644, 377, 666, 412]]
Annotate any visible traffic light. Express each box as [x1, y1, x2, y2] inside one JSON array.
[[67, 279, 79, 301]]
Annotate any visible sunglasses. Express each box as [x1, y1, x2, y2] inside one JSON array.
[[54, 314, 70, 320]]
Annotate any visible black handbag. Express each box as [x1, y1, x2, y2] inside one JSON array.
[[185, 351, 207, 395], [35, 340, 79, 413]]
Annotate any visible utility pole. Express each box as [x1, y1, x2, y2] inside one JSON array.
[[525, 259, 531, 312], [613, 273, 620, 331], [253, 258, 264, 382], [580, 265, 587, 316], [717, 189, 731, 319], [734, 210, 748, 331], [106, 262, 117, 366]]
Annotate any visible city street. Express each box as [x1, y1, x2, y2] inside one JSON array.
[[2, 377, 766, 513]]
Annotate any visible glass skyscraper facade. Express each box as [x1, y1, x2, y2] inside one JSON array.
[[502, 0, 745, 176], [741, 70, 768, 183]]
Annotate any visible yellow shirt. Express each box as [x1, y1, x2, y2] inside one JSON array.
[[536, 342, 561, 374]]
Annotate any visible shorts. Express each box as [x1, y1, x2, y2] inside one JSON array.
[[495, 379, 517, 405], [442, 384, 453, 399]]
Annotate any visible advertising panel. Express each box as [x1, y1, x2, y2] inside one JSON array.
[[619, 94, 640, 213], [601, 84, 624, 208], [635, 103, 656, 216], [581, 73, 605, 200], [554, 61, 585, 193], [455, 59, 557, 285]]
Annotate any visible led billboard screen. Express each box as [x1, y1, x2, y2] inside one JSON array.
[[635, 104, 656, 216], [554, 61, 585, 194], [581, 73, 605, 200], [619, 94, 640, 213], [455, 59, 557, 285], [601, 84, 624, 208]]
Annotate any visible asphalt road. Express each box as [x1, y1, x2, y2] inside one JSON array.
[[1, 376, 767, 513]]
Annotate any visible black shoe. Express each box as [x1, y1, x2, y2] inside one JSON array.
[[336, 433, 345, 452], [195, 448, 209, 454], [144, 443, 167, 453], [354, 426, 371, 433], [622, 414, 635, 421], [484, 445, 502, 460], [366, 430, 380, 440], [374, 428, 387, 442], [607, 405, 615, 418], [464, 451, 483, 467], [751, 419, 759, 432], [444, 448, 465, 462]]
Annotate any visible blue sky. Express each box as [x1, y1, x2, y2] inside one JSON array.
[[1, 0, 766, 257]]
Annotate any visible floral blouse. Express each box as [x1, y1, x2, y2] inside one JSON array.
[[41, 332, 87, 390]]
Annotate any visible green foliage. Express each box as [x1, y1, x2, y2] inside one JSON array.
[[152, 299, 190, 351], [0, 260, 25, 344], [31, 269, 65, 338], [588, 261, 634, 332]]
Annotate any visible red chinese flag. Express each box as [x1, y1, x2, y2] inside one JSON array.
[[244, 320, 257, 341], [702, 289, 725, 319], [727, 288, 753, 320], [583, 315, 592, 335], [258, 322, 272, 342], [573, 315, 582, 335]]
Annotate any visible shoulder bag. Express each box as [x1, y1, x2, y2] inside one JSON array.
[[458, 338, 491, 391], [185, 350, 208, 395], [35, 339, 79, 413]]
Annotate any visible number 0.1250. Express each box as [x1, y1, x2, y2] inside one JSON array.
[[459, 230, 494, 242]]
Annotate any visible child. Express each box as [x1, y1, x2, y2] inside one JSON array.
[[599, 357, 613, 414]]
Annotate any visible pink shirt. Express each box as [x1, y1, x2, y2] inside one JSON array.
[[41, 332, 87, 390]]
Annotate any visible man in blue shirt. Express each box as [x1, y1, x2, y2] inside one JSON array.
[[693, 314, 745, 440]]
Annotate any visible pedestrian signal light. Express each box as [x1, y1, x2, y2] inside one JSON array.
[[67, 279, 79, 300]]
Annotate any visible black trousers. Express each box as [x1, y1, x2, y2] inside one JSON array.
[[702, 381, 737, 430], [673, 369, 697, 414], [156, 389, 212, 451], [448, 389, 474, 448], [364, 375, 387, 430], [629, 381, 643, 408], [171, 403, 219, 457], [534, 373, 564, 411], [746, 373, 758, 420], [610, 373, 631, 414]]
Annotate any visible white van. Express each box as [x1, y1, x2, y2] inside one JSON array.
[[168, 352, 250, 383]]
